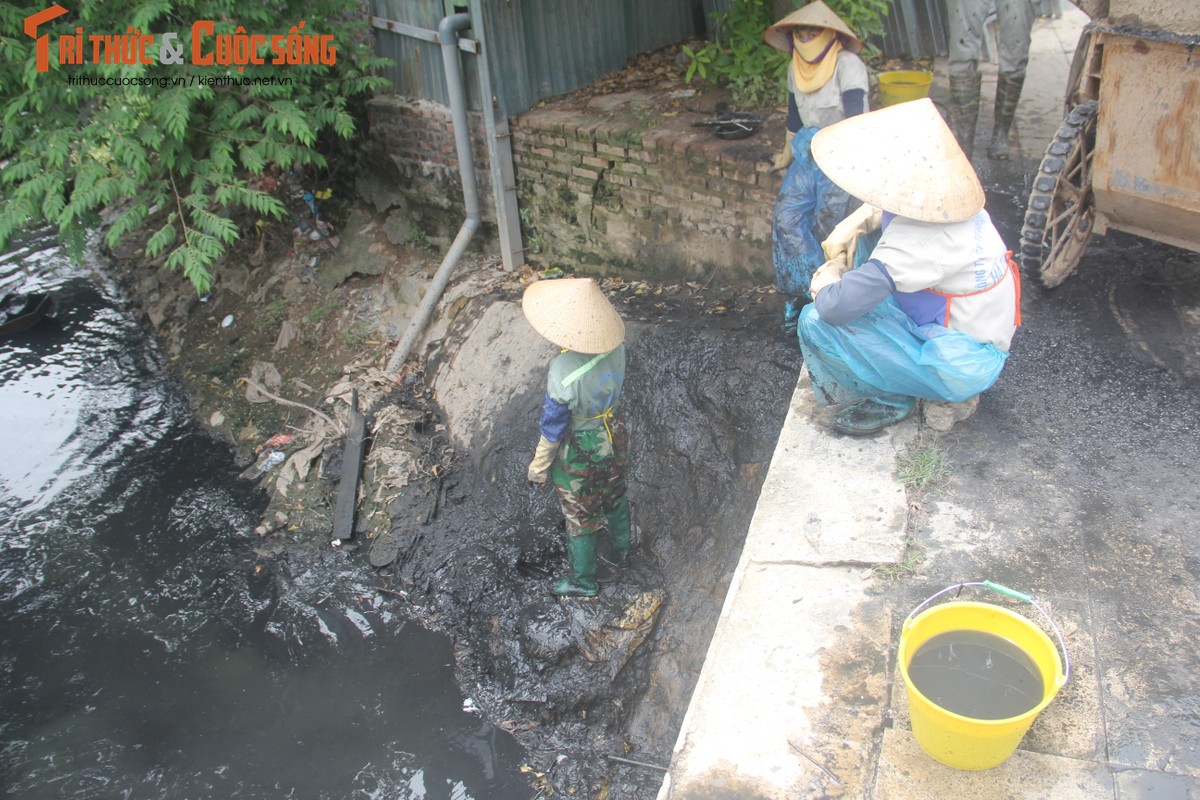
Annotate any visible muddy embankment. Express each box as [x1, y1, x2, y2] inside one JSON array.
[[383, 291, 801, 798], [106, 196, 801, 797]]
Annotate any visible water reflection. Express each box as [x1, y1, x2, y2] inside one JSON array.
[[0, 236, 529, 798]]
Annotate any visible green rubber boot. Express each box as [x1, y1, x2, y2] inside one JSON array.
[[606, 498, 631, 568], [948, 73, 982, 161], [553, 533, 599, 597], [834, 397, 916, 436], [988, 74, 1025, 161]]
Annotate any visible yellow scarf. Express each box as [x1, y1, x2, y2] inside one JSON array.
[[790, 29, 842, 94]]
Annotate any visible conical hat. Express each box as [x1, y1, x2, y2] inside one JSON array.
[[811, 98, 984, 223], [521, 277, 625, 354], [764, 1, 863, 55]]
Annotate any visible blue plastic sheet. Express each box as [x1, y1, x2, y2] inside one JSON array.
[[798, 297, 1009, 404], [771, 127, 859, 301]]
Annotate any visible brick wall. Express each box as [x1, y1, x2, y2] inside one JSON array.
[[512, 107, 777, 284], [360, 95, 496, 250], [364, 94, 781, 286]]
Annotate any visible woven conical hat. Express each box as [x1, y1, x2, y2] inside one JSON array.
[[811, 98, 984, 223], [764, 1, 863, 55], [522, 278, 625, 354]]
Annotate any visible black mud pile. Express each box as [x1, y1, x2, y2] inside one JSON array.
[[376, 291, 801, 799]]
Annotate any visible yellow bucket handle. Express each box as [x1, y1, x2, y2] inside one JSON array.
[[903, 580, 1072, 687]]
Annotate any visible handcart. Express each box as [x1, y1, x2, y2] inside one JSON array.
[[1020, 0, 1200, 287]]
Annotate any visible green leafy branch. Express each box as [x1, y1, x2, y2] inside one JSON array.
[[682, 0, 892, 108], [0, 1, 392, 295]]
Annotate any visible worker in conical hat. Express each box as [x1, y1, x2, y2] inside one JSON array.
[[797, 98, 1022, 435], [763, 1, 872, 336], [522, 277, 630, 598]]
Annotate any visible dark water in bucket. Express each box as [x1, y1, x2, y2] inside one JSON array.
[[908, 630, 1044, 720]]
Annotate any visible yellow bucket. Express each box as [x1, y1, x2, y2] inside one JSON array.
[[877, 70, 933, 106], [898, 582, 1070, 770]]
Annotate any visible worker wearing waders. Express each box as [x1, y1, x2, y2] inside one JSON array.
[[799, 98, 1021, 435], [523, 278, 631, 598], [764, 0, 871, 335], [947, 0, 1037, 161]]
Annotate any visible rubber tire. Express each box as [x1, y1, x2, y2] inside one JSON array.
[[1020, 100, 1099, 289]]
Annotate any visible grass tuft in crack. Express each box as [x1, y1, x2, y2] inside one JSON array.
[[897, 433, 952, 492], [876, 434, 951, 581]]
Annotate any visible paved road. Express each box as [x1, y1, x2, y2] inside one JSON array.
[[885, 7, 1200, 796]]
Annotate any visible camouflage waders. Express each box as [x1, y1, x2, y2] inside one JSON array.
[[550, 415, 631, 596], [948, 0, 1036, 160]]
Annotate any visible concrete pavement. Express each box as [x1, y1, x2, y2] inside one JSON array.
[[659, 6, 1200, 799]]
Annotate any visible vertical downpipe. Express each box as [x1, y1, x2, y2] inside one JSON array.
[[384, 13, 480, 377]]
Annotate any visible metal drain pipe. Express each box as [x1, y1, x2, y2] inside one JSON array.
[[384, 13, 480, 377]]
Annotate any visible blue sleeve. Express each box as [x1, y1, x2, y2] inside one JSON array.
[[841, 88, 865, 117], [787, 92, 800, 133], [814, 260, 896, 325], [539, 393, 571, 442]]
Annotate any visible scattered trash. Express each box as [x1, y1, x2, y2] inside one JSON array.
[[259, 450, 286, 471], [274, 320, 299, 352], [239, 449, 286, 480], [243, 362, 284, 404], [221, 314, 234, 328], [687, 103, 762, 139], [462, 697, 480, 714], [605, 754, 668, 773], [261, 433, 294, 450]]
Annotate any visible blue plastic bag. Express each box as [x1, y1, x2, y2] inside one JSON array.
[[798, 297, 1009, 404], [771, 127, 860, 300]]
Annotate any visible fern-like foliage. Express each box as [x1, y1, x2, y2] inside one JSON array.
[[0, 1, 391, 294]]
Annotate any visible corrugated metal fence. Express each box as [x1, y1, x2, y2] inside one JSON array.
[[367, 0, 950, 117], [702, 0, 951, 59], [877, 0, 950, 59], [368, 0, 707, 117]]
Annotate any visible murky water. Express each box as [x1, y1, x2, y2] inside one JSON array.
[[0, 233, 530, 799], [909, 630, 1044, 720]]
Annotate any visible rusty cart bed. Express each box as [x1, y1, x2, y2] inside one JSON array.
[[1020, 0, 1200, 287]]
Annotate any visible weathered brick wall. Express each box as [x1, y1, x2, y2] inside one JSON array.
[[363, 94, 780, 286], [511, 108, 777, 285], [359, 95, 497, 250]]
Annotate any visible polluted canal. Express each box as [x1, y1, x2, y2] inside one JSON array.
[[0, 234, 529, 798], [1, 230, 803, 798]]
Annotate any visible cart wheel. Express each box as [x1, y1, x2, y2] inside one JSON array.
[[1020, 100, 1099, 288]]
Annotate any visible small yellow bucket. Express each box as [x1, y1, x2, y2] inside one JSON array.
[[877, 70, 934, 106], [898, 582, 1070, 770]]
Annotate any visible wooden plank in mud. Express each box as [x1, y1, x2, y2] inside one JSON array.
[[332, 389, 367, 541]]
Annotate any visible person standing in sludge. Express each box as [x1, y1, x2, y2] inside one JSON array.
[[523, 278, 631, 598]]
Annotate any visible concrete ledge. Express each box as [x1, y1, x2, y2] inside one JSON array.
[[744, 371, 915, 566], [658, 370, 916, 799]]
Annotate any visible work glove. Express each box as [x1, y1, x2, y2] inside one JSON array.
[[822, 203, 883, 265], [526, 435, 559, 486], [809, 253, 850, 297], [771, 130, 796, 172]]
